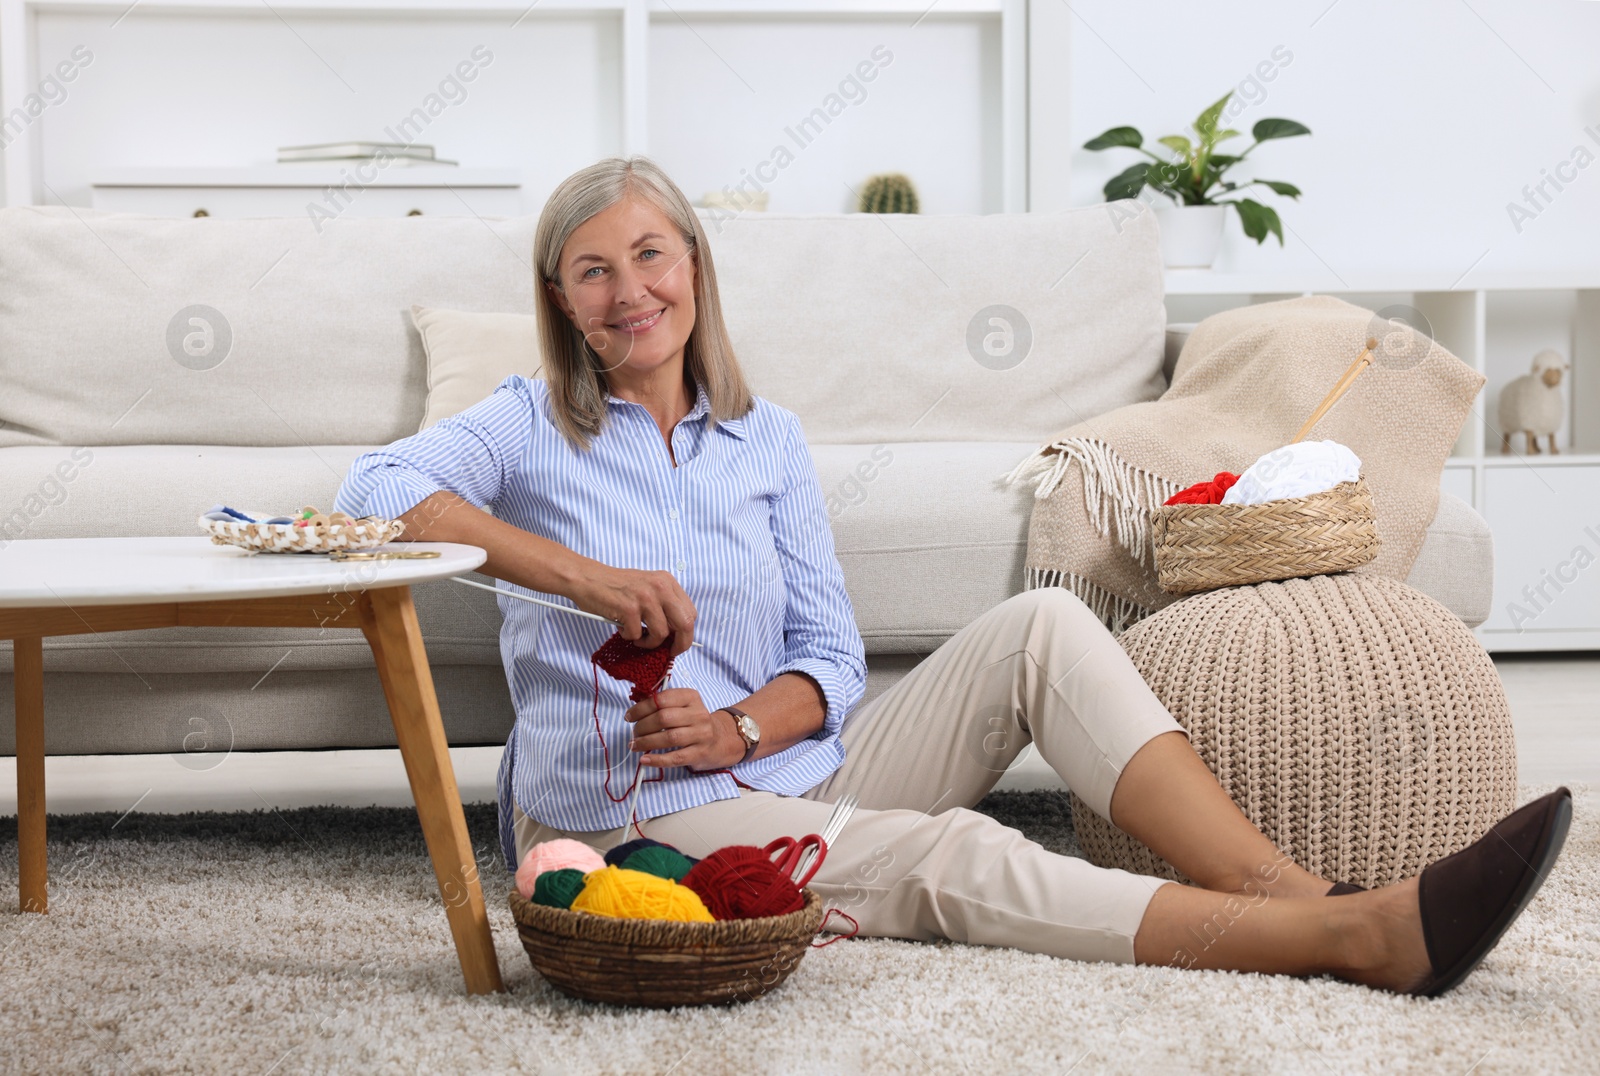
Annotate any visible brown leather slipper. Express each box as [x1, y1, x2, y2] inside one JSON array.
[[1412, 786, 1573, 998], [1326, 882, 1366, 896]]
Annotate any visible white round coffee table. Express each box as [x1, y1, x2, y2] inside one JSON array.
[[0, 537, 504, 995]]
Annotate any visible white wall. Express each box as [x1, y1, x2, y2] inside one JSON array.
[[647, 16, 1000, 213], [1063, 0, 1600, 274]]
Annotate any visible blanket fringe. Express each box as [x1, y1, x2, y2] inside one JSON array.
[[1000, 439, 1183, 568], [1023, 566, 1151, 636]]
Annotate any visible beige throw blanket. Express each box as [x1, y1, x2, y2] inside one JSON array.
[[999, 296, 1485, 633]]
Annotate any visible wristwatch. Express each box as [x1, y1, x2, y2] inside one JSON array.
[[720, 705, 761, 763]]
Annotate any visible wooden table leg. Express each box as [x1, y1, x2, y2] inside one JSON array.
[[359, 587, 504, 995], [14, 636, 46, 914]]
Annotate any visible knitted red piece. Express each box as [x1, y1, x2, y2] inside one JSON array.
[[592, 631, 677, 701], [682, 845, 805, 920], [589, 631, 677, 809], [1164, 471, 1240, 506]]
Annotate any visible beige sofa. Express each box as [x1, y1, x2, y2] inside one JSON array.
[[0, 204, 1493, 757]]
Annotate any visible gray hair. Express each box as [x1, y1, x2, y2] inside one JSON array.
[[533, 156, 753, 450]]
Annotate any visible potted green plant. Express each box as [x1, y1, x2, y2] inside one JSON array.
[[1083, 92, 1310, 268]]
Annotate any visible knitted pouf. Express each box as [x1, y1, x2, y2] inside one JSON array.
[[1071, 574, 1518, 889]]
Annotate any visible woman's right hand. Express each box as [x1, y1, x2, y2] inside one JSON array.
[[569, 563, 696, 656]]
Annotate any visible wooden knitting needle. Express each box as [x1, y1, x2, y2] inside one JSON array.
[[1291, 337, 1378, 444], [451, 576, 703, 647]]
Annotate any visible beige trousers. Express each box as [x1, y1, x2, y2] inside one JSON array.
[[511, 587, 1185, 964]]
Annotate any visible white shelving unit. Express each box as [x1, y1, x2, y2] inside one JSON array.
[[89, 165, 523, 218], [0, 0, 1044, 215], [1166, 271, 1600, 653]]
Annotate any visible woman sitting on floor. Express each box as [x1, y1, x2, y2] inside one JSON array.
[[335, 156, 1570, 997]]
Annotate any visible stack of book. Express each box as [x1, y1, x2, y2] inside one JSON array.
[[276, 142, 458, 166]]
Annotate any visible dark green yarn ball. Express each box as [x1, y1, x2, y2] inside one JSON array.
[[531, 868, 586, 909], [621, 846, 695, 883]]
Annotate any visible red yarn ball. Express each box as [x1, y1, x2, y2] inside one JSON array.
[[683, 845, 805, 920]]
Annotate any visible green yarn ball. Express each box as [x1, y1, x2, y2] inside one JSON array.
[[621, 846, 695, 883], [531, 868, 586, 909]]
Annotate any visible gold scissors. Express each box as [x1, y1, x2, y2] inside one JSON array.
[[328, 550, 442, 561]]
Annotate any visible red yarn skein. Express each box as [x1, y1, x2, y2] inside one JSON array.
[[683, 845, 805, 920], [1163, 472, 1240, 506]]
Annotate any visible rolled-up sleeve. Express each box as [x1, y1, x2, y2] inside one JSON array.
[[770, 412, 867, 735], [334, 376, 536, 523]]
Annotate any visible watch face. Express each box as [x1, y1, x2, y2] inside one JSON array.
[[736, 714, 760, 744]]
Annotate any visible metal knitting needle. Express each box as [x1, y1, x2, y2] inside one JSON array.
[[328, 550, 441, 561], [453, 577, 678, 834], [624, 760, 648, 836], [450, 576, 702, 647]]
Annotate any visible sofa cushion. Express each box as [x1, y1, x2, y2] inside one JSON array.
[[700, 206, 1169, 445], [0, 655, 924, 756], [0, 666, 517, 755], [412, 304, 542, 432], [0, 203, 1165, 451], [817, 442, 1034, 651], [0, 443, 1492, 675], [0, 444, 502, 674], [0, 441, 1036, 670], [0, 207, 538, 449]]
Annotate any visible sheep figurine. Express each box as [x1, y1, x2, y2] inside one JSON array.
[[1498, 349, 1568, 455]]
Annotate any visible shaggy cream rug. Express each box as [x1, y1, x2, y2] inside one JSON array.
[[0, 785, 1593, 1075]]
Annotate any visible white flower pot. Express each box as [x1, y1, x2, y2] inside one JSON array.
[[1155, 203, 1227, 269]]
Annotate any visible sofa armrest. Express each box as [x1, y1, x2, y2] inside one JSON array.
[[1406, 492, 1494, 627], [1164, 322, 1195, 384]]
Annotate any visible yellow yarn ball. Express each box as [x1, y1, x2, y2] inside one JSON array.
[[570, 866, 714, 923]]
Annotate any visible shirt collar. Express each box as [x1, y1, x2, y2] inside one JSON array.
[[605, 379, 749, 440]]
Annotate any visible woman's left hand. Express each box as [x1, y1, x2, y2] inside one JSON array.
[[625, 688, 745, 771]]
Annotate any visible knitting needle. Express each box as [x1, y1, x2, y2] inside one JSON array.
[[624, 761, 648, 836], [1295, 336, 1377, 441], [450, 576, 702, 647], [1291, 337, 1378, 444], [456, 576, 678, 831], [328, 550, 441, 561]]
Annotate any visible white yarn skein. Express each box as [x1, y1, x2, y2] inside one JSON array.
[[1221, 440, 1362, 506]]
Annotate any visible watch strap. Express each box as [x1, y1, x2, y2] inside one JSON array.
[[721, 705, 759, 762]]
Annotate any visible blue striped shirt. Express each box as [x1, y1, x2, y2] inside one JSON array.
[[334, 376, 866, 871]]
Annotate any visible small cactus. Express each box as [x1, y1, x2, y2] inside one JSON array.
[[858, 173, 919, 214]]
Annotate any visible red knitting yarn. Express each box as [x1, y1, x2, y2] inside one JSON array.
[[1164, 471, 1240, 506], [588, 631, 677, 810], [683, 845, 805, 920], [592, 631, 677, 702]]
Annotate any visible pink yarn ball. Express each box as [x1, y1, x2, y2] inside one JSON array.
[[516, 838, 606, 899]]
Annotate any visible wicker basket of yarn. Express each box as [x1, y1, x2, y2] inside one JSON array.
[[199, 507, 403, 554], [1071, 574, 1517, 889], [509, 838, 827, 1008], [1150, 476, 1380, 594], [509, 886, 824, 1008]]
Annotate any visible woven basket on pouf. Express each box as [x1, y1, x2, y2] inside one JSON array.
[[1071, 574, 1517, 889], [1150, 476, 1380, 594]]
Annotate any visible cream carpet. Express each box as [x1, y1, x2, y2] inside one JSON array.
[[1, 784, 1594, 1075]]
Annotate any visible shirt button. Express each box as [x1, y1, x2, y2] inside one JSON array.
[[676, 560, 686, 572], [669, 509, 679, 520]]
